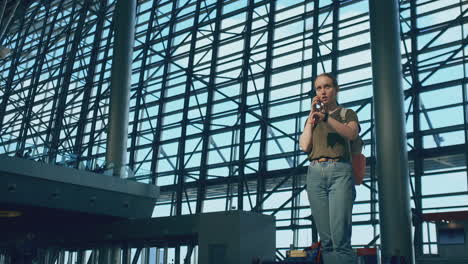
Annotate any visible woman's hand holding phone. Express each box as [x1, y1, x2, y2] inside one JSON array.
[[312, 96, 322, 112], [308, 96, 323, 125]]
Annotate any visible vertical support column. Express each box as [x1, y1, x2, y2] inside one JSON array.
[[58, 250, 65, 264], [107, 1, 136, 261], [44, 248, 52, 264], [257, 0, 276, 213], [163, 247, 168, 264], [409, 0, 423, 257], [67, 251, 74, 264], [330, 0, 339, 75], [310, 0, 320, 244], [176, 0, 202, 217], [196, 0, 223, 214], [370, 101, 379, 240], [77, 250, 86, 264], [368, 0, 414, 263], [193, 247, 198, 264], [461, 0, 468, 220], [106, 0, 136, 177], [154, 248, 160, 264], [122, 247, 130, 264], [238, 0, 255, 211], [90, 250, 98, 264], [98, 248, 109, 264], [110, 247, 121, 264], [141, 247, 149, 264]]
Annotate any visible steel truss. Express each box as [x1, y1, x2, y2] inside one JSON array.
[[0, 0, 467, 262]]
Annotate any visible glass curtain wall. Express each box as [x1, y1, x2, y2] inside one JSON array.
[[0, 0, 467, 260]]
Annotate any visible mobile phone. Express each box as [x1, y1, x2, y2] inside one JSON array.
[[313, 99, 323, 112]]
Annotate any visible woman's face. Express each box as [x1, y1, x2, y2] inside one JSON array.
[[314, 75, 337, 105]]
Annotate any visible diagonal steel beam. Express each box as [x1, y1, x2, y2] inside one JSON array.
[[0, 0, 21, 42], [0, 0, 7, 35], [402, 7, 468, 73]]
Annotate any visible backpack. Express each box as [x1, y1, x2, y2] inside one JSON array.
[[340, 108, 366, 185]]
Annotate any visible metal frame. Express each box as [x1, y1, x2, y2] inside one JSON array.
[[0, 0, 467, 262]]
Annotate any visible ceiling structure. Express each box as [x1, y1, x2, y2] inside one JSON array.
[[0, 0, 467, 263]]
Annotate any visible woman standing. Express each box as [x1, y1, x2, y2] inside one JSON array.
[[299, 73, 359, 264]]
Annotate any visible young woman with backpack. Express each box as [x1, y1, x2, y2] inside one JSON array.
[[299, 73, 360, 264]]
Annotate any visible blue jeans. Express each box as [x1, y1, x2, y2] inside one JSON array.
[[306, 161, 356, 264]]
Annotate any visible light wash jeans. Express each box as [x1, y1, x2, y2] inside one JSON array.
[[306, 161, 356, 264]]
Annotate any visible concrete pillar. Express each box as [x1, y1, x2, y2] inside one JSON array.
[[110, 247, 121, 264], [368, 0, 414, 263], [77, 250, 86, 264], [98, 248, 109, 264], [106, 1, 136, 261], [105, 0, 136, 178]]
